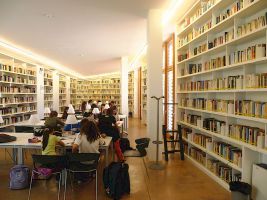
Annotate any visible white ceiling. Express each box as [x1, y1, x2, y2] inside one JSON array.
[[0, 0, 196, 76]]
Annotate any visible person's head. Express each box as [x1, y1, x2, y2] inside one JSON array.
[[63, 107, 69, 113], [88, 100, 93, 104], [110, 101, 115, 107], [111, 106, 118, 115], [100, 103, 105, 112], [106, 108, 113, 116], [80, 118, 100, 143], [42, 127, 54, 150], [49, 111, 58, 118], [91, 103, 97, 109], [81, 101, 87, 112]]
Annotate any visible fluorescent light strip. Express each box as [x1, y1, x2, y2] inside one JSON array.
[[0, 40, 84, 78], [128, 43, 147, 71]]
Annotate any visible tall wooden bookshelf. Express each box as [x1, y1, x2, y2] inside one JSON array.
[[128, 71, 134, 116], [44, 68, 53, 109], [176, 0, 267, 190], [141, 66, 147, 124], [0, 53, 37, 128], [59, 74, 67, 113]]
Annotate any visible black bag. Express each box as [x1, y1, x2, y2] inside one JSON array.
[[33, 128, 45, 137], [119, 138, 133, 153], [103, 162, 130, 199], [0, 134, 16, 143]]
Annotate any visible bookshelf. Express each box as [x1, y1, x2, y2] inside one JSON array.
[[59, 74, 67, 113], [70, 78, 78, 109], [44, 68, 53, 109], [141, 66, 147, 124], [0, 53, 37, 128], [176, 0, 267, 190], [128, 71, 134, 116]]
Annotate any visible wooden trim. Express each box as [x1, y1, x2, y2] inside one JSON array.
[[138, 67, 142, 119]]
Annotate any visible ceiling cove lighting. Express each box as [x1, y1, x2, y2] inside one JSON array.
[[128, 43, 147, 71], [0, 39, 84, 78], [162, 0, 184, 25]]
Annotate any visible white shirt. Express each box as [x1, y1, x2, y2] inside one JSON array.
[[74, 133, 104, 153]]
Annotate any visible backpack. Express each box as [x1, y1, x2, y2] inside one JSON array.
[[119, 138, 133, 153], [103, 162, 130, 199], [0, 134, 16, 143], [9, 165, 30, 190]]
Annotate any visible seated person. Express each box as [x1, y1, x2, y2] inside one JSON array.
[[83, 111, 95, 122], [42, 128, 65, 155], [61, 107, 69, 120], [72, 118, 104, 154], [98, 108, 124, 161], [45, 111, 65, 132]]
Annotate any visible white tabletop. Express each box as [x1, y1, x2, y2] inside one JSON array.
[[0, 132, 112, 149], [14, 120, 45, 127]]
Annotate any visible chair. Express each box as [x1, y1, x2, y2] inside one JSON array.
[[123, 138, 150, 157], [28, 155, 68, 200], [66, 153, 100, 200], [15, 126, 34, 133]]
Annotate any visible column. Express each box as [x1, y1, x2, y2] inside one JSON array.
[[147, 9, 163, 161], [36, 66, 44, 119], [120, 57, 129, 115], [66, 76, 71, 106]]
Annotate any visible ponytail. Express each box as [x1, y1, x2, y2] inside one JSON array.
[[42, 128, 53, 150]]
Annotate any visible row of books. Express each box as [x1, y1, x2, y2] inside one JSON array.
[[245, 73, 267, 88], [215, 0, 244, 24], [236, 12, 267, 38], [180, 63, 202, 76], [229, 124, 265, 147], [0, 75, 36, 84], [235, 100, 267, 118], [185, 130, 212, 149], [189, 147, 206, 166], [181, 0, 216, 29], [208, 29, 234, 49], [44, 80, 53, 86], [44, 96, 53, 101], [193, 43, 207, 56], [0, 64, 36, 76], [213, 141, 242, 167], [0, 97, 35, 104], [0, 105, 36, 115], [179, 75, 244, 91], [180, 98, 234, 114], [0, 86, 36, 93], [181, 112, 201, 126], [178, 32, 193, 47], [178, 51, 189, 62], [228, 44, 266, 65], [207, 159, 241, 183], [0, 115, 27, 126], [45, 89, 52, 94], [194, 20, 212, 38]]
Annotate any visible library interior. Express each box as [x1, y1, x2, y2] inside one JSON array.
[[0, 0, 267, 200]]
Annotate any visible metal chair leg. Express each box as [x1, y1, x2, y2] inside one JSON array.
[[28, 171, 34, 200], [64, 170, 67, 200], [95, 170, 98, 200], [58, 173, 61, 200]]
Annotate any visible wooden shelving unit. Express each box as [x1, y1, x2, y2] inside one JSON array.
[[70, 78, 78, 109], [44, 68, 53, 109], [141, 66, 147, 124], [128, 71, 134, 115], [176, 0, 267, 190], [59, 74, 67, 113], [0, 53, 37, 128]]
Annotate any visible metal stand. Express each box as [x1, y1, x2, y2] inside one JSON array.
[[148, 96, 165, 170]]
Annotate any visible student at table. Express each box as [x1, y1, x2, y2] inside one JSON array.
[[81, 101, 87, 114], [61, 106, 69, 120], [111, 105, 120, 121], [42, 128, 65, 155], [98, 108, 124, 161], [72, 118, 104, 154], [45, 111, 65, 131]]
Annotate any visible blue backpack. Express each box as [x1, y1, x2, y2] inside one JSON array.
[[9, 165, 30, 190]]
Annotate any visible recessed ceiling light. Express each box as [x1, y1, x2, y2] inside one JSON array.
[[43, 13, 54, 19], [80, 54, 85, 57]]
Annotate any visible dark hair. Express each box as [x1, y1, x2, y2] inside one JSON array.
[[106, 108, 113, 115], [42, 127, 54, 150], [91, 103, 97, 109], [88, 100, 92, 104], [83, 112, 93, 118], [80, 118, 100, 143], [81, 101, 87, 113], [62, 107, 69, 120], [50, 111, 58, 118]]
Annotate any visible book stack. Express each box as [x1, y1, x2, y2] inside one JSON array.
[[189, 147, 206, 165], [229, 124, 265, 147], [192, 133, 212, 148], [203, 118, 227, 134], [181, 63, 202, 76], [194, 20, 212, 38], [184, 142, 189, 155], [245, 73, 267, 88], [178, 31, 193, 47], [178, 50, 189, 62], [237, 13, 267, 38], [204, 56, 226, 71], [215, 0, 244, 24], [213, 141, 242, 167], [182, 127, 192, 139], [181, 112, 202, 126], [208, 29, 234, 49], [194, 43, 207, 56], [235, 100, 267, 118], [229, 44, 266, 65]]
